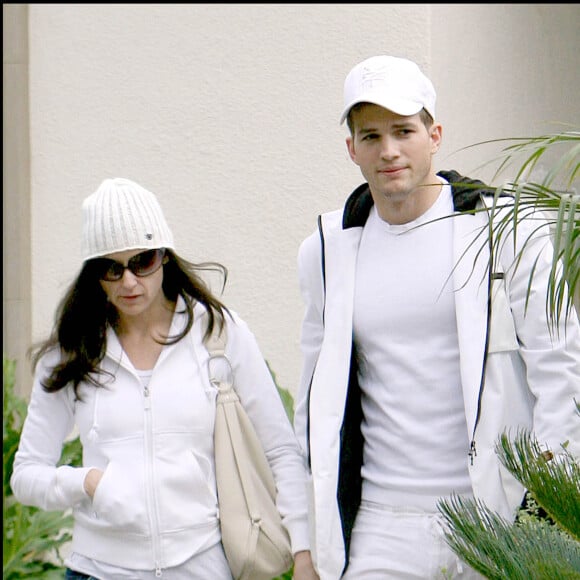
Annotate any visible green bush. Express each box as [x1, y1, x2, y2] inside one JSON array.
[[3, 355, 82, 579]]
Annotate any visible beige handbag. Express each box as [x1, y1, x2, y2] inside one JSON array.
[[205, 323, 293, 580]]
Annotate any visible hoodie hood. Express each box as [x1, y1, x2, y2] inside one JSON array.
[[342, 169, 495, 229]]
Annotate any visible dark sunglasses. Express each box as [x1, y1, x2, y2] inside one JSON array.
[[92, 249, 166, 282]]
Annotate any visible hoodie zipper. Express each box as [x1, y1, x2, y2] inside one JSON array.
[[469, 201, 500, 465], [143, 384, 163, 576]]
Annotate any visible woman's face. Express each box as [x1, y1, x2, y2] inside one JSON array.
[[97, 248, 167, 320]]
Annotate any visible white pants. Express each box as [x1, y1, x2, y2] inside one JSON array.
[[341, 500, 485, 579]]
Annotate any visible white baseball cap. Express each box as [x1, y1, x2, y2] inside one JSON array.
[[340, 55, 436, 124]]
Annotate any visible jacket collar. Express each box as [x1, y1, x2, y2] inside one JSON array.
[[342, 169, 495, 229]]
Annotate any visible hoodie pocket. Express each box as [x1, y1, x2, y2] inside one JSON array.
[[90, 461, 149, 533]]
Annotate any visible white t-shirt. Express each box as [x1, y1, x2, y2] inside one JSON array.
[[353, 180, 473, 510]]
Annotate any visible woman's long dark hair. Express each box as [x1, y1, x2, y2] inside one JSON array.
[[31, 249, 229, 397]]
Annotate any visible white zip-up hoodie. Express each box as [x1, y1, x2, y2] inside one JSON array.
[[11, 300, 310, 572], [294, 172, 580, 579]]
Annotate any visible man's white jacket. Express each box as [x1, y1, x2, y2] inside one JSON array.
[[294, 170, 580, 580]]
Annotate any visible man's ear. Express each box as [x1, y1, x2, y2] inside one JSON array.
[[430, 123, 443, 154], [346, 136, 357, 163]]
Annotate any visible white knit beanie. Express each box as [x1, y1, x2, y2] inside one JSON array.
[[81, 177, 175, 261]]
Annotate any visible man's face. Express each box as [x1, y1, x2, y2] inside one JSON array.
[[346, 104, 442, 205]]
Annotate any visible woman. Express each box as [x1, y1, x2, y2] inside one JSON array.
[[11, 177, 318, 579]]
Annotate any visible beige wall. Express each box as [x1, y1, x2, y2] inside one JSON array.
[[4, 4, 580, 398], [4, 4, 31, 396]]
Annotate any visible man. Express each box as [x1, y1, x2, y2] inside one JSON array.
[[294, 55, 580, 579]]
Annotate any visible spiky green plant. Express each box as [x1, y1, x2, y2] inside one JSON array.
[[495, 429, 579, 540], [438, 424, 580, 579], [438, 492, 580, 579], [438, 401, 580, 579]]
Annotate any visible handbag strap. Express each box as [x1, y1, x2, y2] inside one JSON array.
[[204, 320, 233, 390], [204, 320, 227, 357]]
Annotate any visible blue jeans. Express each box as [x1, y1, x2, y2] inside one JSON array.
[[65, 569, 98, 580]]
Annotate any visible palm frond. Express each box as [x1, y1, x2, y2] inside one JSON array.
[[451, 130, 579, 328]]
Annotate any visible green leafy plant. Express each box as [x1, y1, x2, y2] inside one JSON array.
[[438, 424, 580, 579], [457, 129, 579, 328], [3, 355, 82, 580]]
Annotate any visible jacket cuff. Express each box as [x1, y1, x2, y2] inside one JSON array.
[[56, 465, 94, 504], [286, 517, 312, 554]]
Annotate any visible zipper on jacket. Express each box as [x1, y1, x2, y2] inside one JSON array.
[[468, 440, 477, 465], [143, 384, 163, 573], [144, 385, 151, 409], [469, 198, 498, 466]]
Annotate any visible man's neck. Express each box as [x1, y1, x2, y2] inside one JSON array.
[[374, 174, 443, 225]]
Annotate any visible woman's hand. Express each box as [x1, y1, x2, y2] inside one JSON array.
[[292, 550, 319, 580], [83, 468, 104, 498]]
